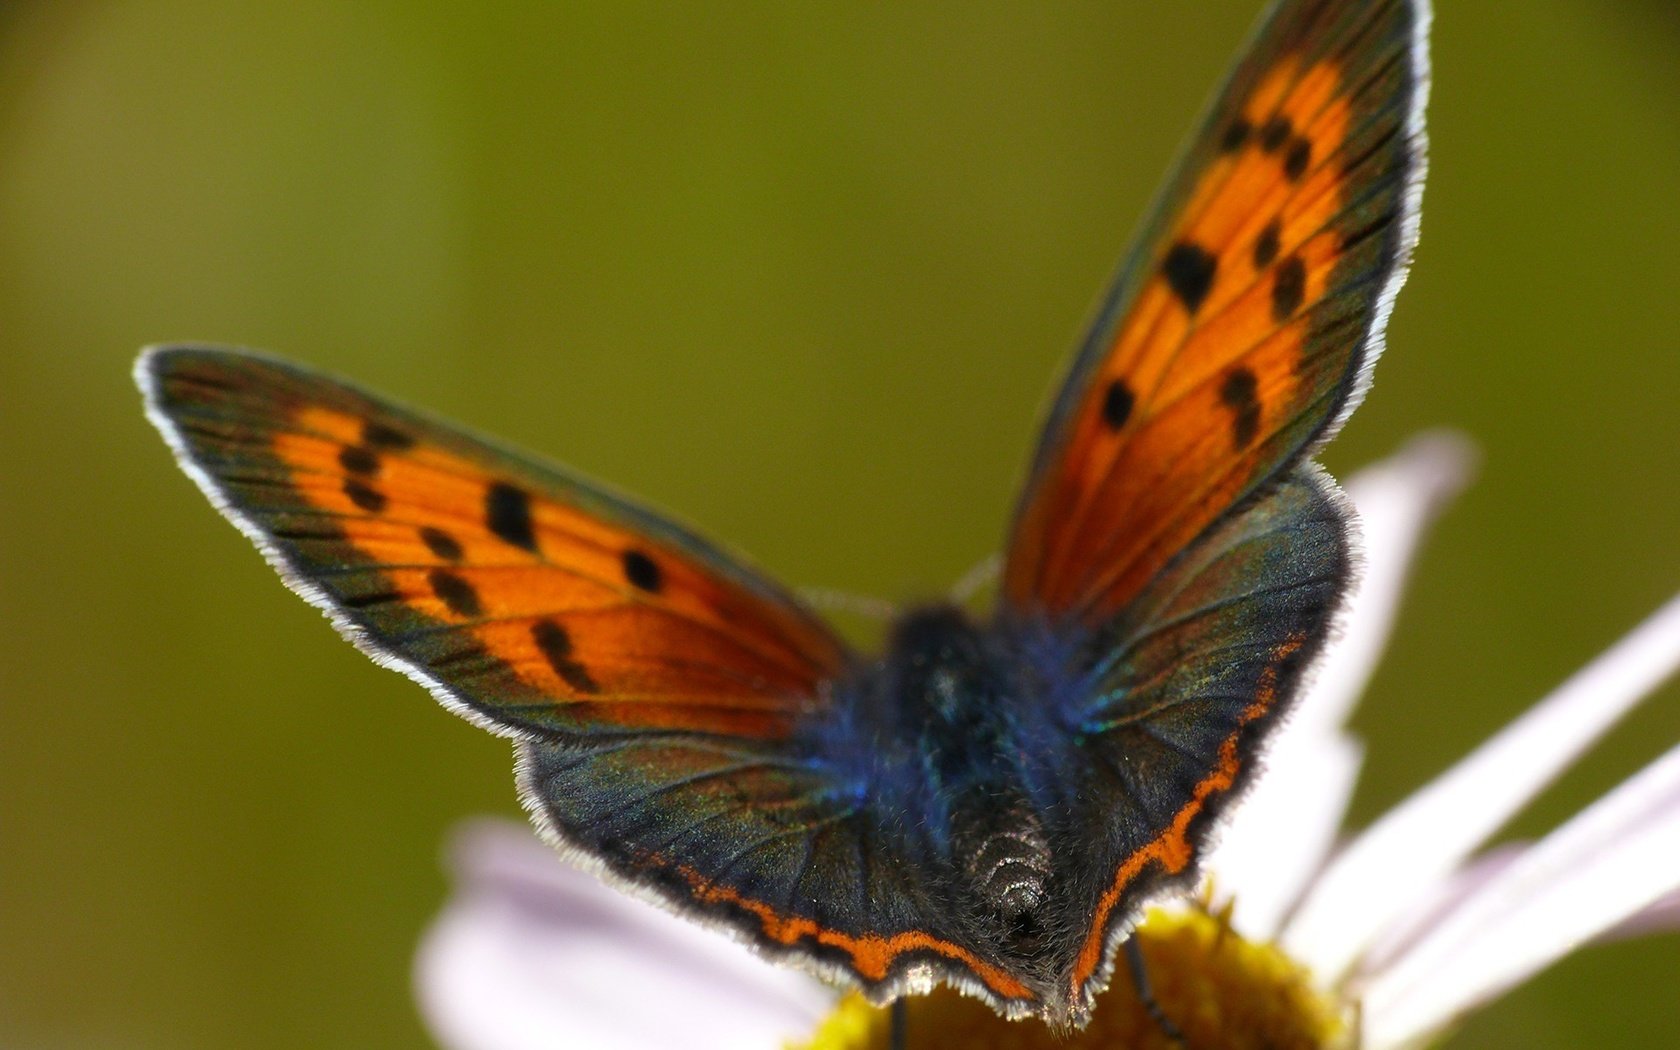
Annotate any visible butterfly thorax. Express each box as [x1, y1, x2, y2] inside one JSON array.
[[826, 604, 1064, 963]]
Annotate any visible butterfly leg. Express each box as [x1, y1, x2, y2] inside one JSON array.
[[889, 997, 907, 1050], [1125, 936, 1188, 1048]]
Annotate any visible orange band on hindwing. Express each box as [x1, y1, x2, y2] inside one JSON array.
[[671, 865, 1040, 1005], [1068, 633, 1308, 1000]]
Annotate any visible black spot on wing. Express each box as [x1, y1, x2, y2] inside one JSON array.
[[486, 482, 537, 552], [420, 526, 464, 562], [429, 569, 482, 618], [622, 550, 663, 593], [1162, 243, 1218, 314], [362, 421, 415, 450], [338, 445, 379, 476], [1220, 118, 1252, 152], [343, 479, 386, 513], [1101, 380, 1134, 430], [1273, 256, 1306, 320], [531, 621, 599, 693], [1219, 368, 1262, 450], [1254, 220, 1281, 269], [1283, 138, 1312, 181]]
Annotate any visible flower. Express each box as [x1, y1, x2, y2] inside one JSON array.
[[414, 435, 1680, 1050]]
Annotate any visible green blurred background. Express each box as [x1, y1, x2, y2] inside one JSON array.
[[3, 2, 1679, 1046]]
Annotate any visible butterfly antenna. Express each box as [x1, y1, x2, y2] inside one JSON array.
[[1125, 936, 1188, 1048], [799, 587, 899, 622], [948, 551, 1001, 606], [889, 997, 907, 1050]]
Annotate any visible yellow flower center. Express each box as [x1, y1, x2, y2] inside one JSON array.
[[795, 906, 1348, 1050]]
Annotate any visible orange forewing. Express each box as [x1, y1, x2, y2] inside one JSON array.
[[1006, 0, 1421, 624], [145, 349, 849, 741]]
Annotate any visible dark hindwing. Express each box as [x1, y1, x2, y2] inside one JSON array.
[[517, 734, 1041, 1011], [1053, 467, 1352, 1019]]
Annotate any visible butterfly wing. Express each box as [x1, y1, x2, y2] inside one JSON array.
[[139, 346, 1040, 1006], [993, 0, 1427, 1019], [1049, 467, 1352, 1018], [1004, 0, 1427, 625], [139, 346, 846, 739]]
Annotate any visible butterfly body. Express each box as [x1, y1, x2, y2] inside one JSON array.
[[509, 463, 1346, 1024], [822, 606, 1064, 957], [140, 0, 1426, 1028]]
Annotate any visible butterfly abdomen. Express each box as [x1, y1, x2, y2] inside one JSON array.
[[952, 798, 1055, 958], [830, 606, 1061, 959]]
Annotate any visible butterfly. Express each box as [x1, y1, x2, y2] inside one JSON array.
[[137, 0, 1426, 1029]]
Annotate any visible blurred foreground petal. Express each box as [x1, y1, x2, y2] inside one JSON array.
[[416, 820, 833, 1050], [1284, 593, 1680, 979], [1608, 888, 1680, 941], [1362, 740, 1680, 1046]]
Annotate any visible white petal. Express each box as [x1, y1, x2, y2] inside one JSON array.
[[1294, 431, 1477, 745], [1206, 433, 1473, 936], [1360, 741, 1680, 1048], [1282, 593, 1680, 979], [415, 820, 834, 1050], [1206, 733, 1363, 939], [1606, 887, 1680, 941], [1356, 844, 1525, 976]]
